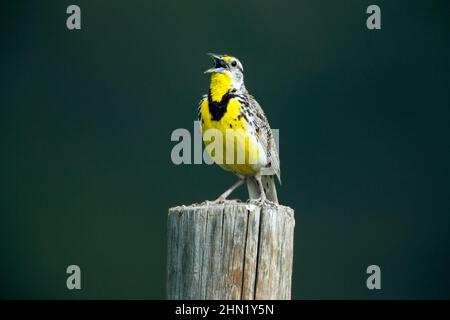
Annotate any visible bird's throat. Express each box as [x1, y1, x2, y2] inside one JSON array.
[[210, 72, 232, 102]]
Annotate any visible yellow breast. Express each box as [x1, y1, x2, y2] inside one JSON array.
[[199, 97, 266, 176]]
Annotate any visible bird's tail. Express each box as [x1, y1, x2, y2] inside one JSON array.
[[246, 175, 279, 204]]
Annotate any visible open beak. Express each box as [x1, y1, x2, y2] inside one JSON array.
[[204, 53, 227, 74]]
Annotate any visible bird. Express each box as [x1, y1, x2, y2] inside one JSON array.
[[197, 53, 280, 203]]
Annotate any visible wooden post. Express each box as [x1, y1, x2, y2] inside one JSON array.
[[166, 203, 295, 300]]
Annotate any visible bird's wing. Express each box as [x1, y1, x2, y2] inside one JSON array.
[[246, 94, 281, 182]]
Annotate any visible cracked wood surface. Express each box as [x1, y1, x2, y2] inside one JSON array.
[[166, 203, 295, 300]]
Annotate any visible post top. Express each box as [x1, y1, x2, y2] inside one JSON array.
[[169, 201, 294, 219]]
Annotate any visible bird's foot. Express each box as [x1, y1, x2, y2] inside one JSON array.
[[247, 197, 277, 206], [202, 198, 242, 206]]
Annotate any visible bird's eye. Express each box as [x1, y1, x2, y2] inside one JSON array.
[[231, 60, 237, 67]]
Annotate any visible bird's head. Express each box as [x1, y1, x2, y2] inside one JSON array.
[[205, 53, 245, 93]]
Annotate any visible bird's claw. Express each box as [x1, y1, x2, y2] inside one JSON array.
[[246, 197, 277, 206], [202, 198, 242, 206]]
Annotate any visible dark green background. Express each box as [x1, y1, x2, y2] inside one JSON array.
[[1, 0, 449, 299]]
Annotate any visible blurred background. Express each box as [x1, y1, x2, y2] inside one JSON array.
[[1, 0, 449, 299]]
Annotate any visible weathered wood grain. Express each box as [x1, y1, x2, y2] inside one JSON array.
[[166, 203, 295, 300]]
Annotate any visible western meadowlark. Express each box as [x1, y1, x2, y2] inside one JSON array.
[[198, 53, 280, 203]]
